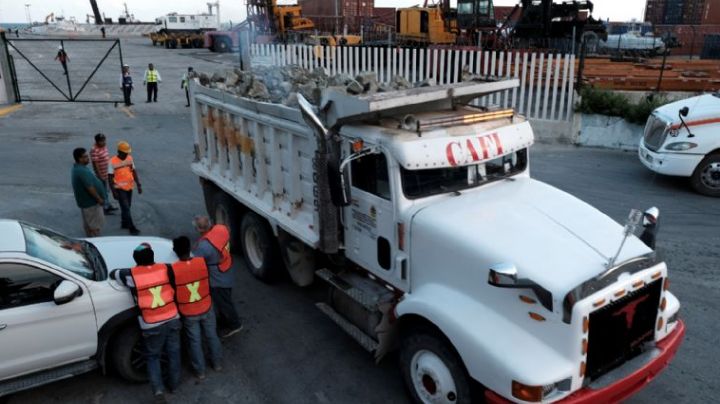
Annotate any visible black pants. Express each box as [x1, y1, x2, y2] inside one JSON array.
[[147, 82, 158, 102], [185, 88, 190, 106], [116, 189, 135, 229], [122, 86, 132, 106], [210, 287, 241, 330], [61, 62, 68, 75]]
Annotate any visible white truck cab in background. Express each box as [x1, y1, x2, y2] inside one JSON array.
[[190, 79, 685, 403], [639, 93, 720, 196]]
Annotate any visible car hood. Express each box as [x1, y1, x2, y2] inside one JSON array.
[[410, 178, 652, 297], [88, 236, 177, 271]]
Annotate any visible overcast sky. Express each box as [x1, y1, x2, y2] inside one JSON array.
[[0, 0, 647, 24]]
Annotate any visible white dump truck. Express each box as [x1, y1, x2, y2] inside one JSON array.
[[189, 78, 685, 403], [639, 94, 720, 196]]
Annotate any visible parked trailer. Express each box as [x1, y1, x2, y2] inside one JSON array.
[[189, 79, 684, 403], [147, 31, 206, 49]]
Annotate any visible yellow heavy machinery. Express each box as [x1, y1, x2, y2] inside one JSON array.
[[247, 0, 314, 43], [396, 6, 457, 45]]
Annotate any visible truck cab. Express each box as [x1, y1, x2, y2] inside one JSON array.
[[639, 93, 720, 196], [190, 78, 684, 403]]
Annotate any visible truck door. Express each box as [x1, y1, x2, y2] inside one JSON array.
[[344, 150, 398, 282]]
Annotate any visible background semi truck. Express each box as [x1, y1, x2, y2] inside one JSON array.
[[189, 77, 684, 403]]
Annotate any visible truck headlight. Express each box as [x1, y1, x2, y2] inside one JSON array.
[[664, 142, 698, 151]]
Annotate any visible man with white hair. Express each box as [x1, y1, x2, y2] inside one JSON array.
[[192, 215, 243, 338], [55, 45, 69, 75]]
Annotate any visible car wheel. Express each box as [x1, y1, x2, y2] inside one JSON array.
[[690, 153, 720, 197], [240, 212, 282, 282], [111, 326, 147, 383], [400, 332, 473, 404]]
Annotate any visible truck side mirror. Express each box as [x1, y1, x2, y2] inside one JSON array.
[[678, 107, 694, 137], [488, 263, 554, 311], [328, 158, 351, 207], [679, 106, 689, 117], [639, 206, 660, 250]]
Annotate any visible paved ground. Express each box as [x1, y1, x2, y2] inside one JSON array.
[[1, 38, 718, 403]]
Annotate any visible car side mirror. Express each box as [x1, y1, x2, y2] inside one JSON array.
[[488, 263, 553, 311], [54, 280, 82, 305]]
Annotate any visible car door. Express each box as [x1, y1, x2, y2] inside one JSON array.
[[0, 262, 97, 381], [343, 150, 398, 283]]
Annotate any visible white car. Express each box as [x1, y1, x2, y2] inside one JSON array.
[[0, 219, 176, 396], [639, 94, 720, 196]]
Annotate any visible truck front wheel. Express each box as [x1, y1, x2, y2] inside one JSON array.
[[240, 212, 282, 282], [400, 332, 473, 404], [690, 153, 720, 197]]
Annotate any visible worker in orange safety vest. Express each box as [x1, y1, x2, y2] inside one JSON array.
[[109, 141, 142, 235], [192, 215, 243, 338], [170, 236, 223, 380], [110, 243, 181, 400]]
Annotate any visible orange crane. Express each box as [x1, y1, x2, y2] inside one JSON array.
[[246, 0, 314, 43]]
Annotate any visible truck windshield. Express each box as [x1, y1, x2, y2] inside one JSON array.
[[400, 149, 527, 199]]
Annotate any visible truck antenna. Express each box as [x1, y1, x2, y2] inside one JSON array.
[[606, 209, 643, 269]]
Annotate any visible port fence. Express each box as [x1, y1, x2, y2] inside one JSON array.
[[250, 44, 576, 122]]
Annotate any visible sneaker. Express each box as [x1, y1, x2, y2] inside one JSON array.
[[195, 372, 207, 380], [212, 364, 223, 372], [104, 209, 116, 215], [153, 391, 166, 403], [129, 227, 140, 235], [106, 206, 118, 212], [221, 324, 244, 338]]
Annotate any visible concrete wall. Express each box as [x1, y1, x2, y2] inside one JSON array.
[[0, 35, 14, 105], [529, 114, 645, 150]]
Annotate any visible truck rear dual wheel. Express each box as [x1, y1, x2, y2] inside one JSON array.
[[400, 332, 473, 404], [214, 38, 231, 53], [691, 153, 720, 197], [240, 212, 283, 282]]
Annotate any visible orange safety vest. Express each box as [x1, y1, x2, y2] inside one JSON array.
[[200, 224, 232, 272], [110, 155, 135, 191], [130, 263, 178, 324], [171, 257, 212, 317]]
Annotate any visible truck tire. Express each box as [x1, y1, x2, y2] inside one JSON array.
[[279, 233, 315, 287], [211, 191, 242, 253], [111, 326, 147, 383], [400, 332, 473, 404], [214, 38, 230, 53], [240, 212, 282, 282], [690, 153, 720, 197]]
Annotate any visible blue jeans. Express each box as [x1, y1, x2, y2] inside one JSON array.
[[183, 309, 223, 374], [142, 319, 181, 394], [116, 189, 135, 228]]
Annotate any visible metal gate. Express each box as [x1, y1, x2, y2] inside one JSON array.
[[1, 34, 125, 103]]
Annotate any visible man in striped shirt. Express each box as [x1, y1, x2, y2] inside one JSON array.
[[90, 133, 118, 214]]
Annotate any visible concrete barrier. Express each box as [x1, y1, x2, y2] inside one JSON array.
[[576, 113, 644, 150]]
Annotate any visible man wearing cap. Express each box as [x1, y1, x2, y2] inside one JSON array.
[[109, 141, 142, 235], [120, 64, 134, 106], [110, 243, 182, 400], [71, 147, 107, 236], [55, 45, 69, 75]]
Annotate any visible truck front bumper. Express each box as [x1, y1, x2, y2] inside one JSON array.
[[485, 320, 686, 403], [638, 142, 702, 177]]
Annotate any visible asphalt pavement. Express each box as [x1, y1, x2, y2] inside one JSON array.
[[0, 37, 718, 403]]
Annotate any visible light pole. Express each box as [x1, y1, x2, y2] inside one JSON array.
[[25, 4, 32, 25]]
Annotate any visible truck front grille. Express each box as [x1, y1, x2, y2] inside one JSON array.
[[586, 279, 662, 381], [643, 115, 669, 152]]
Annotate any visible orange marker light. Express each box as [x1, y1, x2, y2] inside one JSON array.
[[581, 339, 588, 355], [582, 316, 589, 334], [512, 381, 544, 402], [519, 295, 537, 304], [660, 297, 667, 311], [352, 139, 364, 152], [529, 312, 546, 322], [657, 317, 664, 331], [593, 298, 606, 308], [632, 280, 645, 289], [664, 278, 670, 290], [652, 271, 662, 280], [614, 289, 626, 297], [580, 362, 586, 377]]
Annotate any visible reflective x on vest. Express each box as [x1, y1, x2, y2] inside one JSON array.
[[149, 286, 167, 308], [186, 281, 201, 302]]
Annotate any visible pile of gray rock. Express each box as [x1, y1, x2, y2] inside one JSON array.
[[197, 65, 438, 107]]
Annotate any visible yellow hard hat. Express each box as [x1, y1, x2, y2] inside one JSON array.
[[117, 141, 132, 153]]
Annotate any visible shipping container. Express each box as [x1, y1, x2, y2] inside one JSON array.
[[701, 33, 720, 58]]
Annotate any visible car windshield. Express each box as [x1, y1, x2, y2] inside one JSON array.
[[21, 222, 102, 280], [400, 149, 528, 199]]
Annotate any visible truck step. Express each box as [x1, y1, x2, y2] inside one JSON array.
[[0, 359, 97, 397], [316, 302, 379, 353], [316, 268, 379, 311]]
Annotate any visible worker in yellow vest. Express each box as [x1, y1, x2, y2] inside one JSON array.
[[143, 63, 162, 103]]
